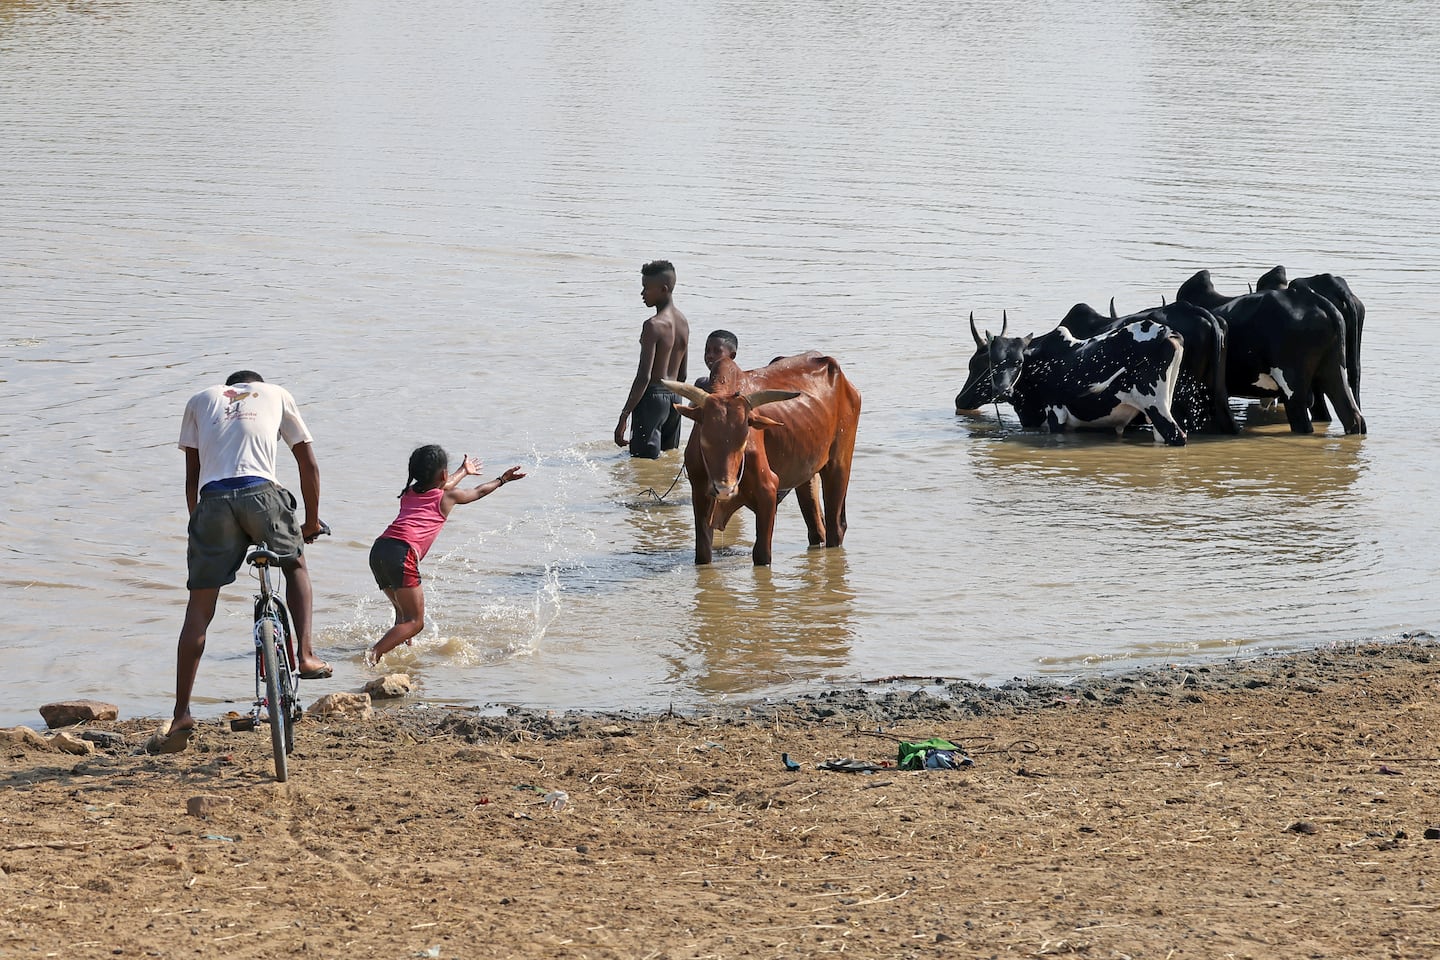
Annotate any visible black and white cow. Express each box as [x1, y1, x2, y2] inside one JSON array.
[[955, 312, 1188, 446], [1059, 299, 1236, 434], [1176, 269, 1364, 435]]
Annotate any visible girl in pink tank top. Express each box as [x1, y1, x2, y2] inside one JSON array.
[[367, 444, 527, 666]]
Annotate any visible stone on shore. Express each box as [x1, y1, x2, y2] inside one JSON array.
[[3, 726, 56, 750], [307, 692, 373, 720], [39, 700, 120, 728], [362, 674, 413, 700], [187, 795, 232, 817], [50, 732, 95, 756]]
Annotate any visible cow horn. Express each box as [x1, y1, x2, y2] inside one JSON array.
[[1161, 294, 1167, 306], [1247, 282, 1253, 294], [661, 379, 711, 407], [969, 311, 983, 348], [1000, 310, 1009, 338], [744, 389, 802, 409], [1109, 297, 1117, 320]]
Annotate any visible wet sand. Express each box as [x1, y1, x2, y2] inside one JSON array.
[[4, 637, 1440, 959]]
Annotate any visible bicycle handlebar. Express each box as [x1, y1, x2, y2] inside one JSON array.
[[247, 521, 331, 568]]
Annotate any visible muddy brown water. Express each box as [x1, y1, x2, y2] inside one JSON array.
[[2, 0, 1437, 725]]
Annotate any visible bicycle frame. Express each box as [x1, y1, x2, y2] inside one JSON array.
[[237, 543, 303, 782]]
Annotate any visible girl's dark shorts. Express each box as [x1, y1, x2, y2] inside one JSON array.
[[370, 536, 421, 590]]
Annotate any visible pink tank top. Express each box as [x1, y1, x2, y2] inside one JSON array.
[[379, 487, 447, 562]]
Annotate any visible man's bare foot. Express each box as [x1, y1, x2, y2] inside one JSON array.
[[146, 717, 195, 755]]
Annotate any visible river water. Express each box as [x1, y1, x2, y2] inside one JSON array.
[[3, 0, 1438, 728]]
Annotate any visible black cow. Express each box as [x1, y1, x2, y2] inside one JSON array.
[[1176, 270, 1364, 435], [1059, 299, 1236, 434], [1256, 265, 1365, 411], [955, 312, 1188, 446]]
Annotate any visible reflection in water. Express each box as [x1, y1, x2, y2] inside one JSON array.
[[675, 550, 856, 696], [964, 418, 1364, 502], [964, 422, 1371, 570], [613, 451, 757, 563]]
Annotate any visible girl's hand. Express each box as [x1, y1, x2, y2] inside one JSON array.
[[500, 466, 527, 485], [462, 455, 482, 476]]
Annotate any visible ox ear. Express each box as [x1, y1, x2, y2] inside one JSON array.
[[744, 389, 801, 409], [661, 379, 711, 407], [673, 403, 701, 422], [747, 413, 783, 429]]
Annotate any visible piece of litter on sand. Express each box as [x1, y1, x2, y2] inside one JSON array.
[[543, 790, 569, 811], [816, 757, 884, 774]]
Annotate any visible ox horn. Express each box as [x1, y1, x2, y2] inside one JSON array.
[[744, 389, 802, 409], [969, 311, 983, 348], [661, 379, 711, 407], [1109, 297, 1118, 320], [1000, 309, 1009, 338], [1161, 294, 1167, 306]]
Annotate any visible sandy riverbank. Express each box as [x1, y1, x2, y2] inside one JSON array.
[[4, 637, 1440, 959]]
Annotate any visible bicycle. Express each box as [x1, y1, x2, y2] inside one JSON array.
[[229, 523, 329, 782]]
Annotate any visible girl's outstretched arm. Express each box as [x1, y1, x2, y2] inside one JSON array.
[[445, 466, 527, 508], [442, 455, 482, 492]]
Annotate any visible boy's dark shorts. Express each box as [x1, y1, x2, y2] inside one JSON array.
[[187, 482, 304, 590], [630, 382, 682, 459], [370, 536, 421, 591]]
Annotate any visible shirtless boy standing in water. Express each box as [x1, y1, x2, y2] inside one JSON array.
[[614, 260, 690, 458]]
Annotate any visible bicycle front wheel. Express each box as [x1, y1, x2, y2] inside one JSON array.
[[259, 616, 289, 783]]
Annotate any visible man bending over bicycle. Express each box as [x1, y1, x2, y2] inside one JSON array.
[[153, 369, 330, 754]]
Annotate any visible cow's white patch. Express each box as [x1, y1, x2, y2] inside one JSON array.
[[1126, 322, 1166, 342], [1269, 368, 1293, 397], [1049, 402, 1139, 432], [1251, 373, 1279, 391], [1086, 369, 1125, 395]]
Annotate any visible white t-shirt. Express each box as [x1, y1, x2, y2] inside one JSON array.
[[177, 381, 313, 489]]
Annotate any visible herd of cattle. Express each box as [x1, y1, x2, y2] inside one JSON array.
[[658, 265, 1364, 566], [955, 265, 1366, 444]]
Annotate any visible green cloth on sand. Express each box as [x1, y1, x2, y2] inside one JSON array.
[[897, 737, 960, 770]]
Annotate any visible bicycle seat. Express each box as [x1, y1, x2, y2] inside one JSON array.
[[245, 524, 328, 567], [246, 543, 294, 567]]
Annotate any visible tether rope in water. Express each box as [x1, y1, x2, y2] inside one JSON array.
[[640, 463, 687, 502]]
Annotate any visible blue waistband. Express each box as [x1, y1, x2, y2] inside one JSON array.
[[201, 476, 269, 493]]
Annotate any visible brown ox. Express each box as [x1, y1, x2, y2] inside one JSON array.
[[662, 352, 861, 566]]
